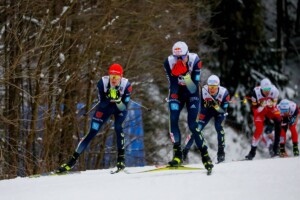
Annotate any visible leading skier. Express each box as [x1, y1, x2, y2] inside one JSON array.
[[163, 41, 213, 173]]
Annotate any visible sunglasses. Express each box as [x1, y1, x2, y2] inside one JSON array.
[[208, 80, 219, 86], [208, 85, 218, 89], [262, 87, 271, 91], [109, 75, 121, 79], [173, 54, 188, 60]]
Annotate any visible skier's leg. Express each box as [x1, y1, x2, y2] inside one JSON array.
[[215, 114, 226, 162], [246, 110, 264, 160], [57, 109, 111, 173], [280, 125, 288, 157], [289, 118, 299, 156], [114, 110, 127, 170], [168, 100, 184, 166]]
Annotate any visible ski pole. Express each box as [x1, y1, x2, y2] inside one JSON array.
[[83, 101, 100, 116], [130, 99, 152, 112], [229, 99, 247, 104], [229, 96, 251, 104]]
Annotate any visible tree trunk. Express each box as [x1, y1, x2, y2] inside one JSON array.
[[277, 0, 284, 69], [25, 54, 44, 175], [3, 1, 22, 178], [296, 0, 300, 34]]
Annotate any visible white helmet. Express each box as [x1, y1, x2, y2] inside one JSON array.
[[260, 78, 272, 90], [278, 99, 290, 113], [172, 41, 188, 56], [207, 75, 220, 86]]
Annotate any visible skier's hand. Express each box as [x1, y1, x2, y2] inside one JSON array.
[[259, 100, 267, 107], [213, 104, 220, 110], [107, 88, 121, 103], [182, 72, 191, 81], [213, 103, 226, 114], [110, 97, 122, 103], [204, 100, 215, 108], [171, 60, 188, 77], [210, 100, 218, 107], [107, 88, 119, 99], [289, 116, 297, 125], [266, 99, 275, 108]]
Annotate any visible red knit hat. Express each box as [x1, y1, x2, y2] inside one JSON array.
[[108, 64, 123, 76]]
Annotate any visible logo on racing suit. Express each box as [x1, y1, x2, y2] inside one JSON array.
[[95, 111, 103, 118]]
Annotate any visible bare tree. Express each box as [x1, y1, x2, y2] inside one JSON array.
[[0, 0, 215, 178]]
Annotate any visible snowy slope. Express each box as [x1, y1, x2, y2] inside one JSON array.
[[0, 157, 299, 200]]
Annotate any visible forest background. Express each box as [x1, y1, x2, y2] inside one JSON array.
[[0, 0, 299, 179]]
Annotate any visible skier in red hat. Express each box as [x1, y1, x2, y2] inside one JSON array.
[[57, 63, 132, 173]]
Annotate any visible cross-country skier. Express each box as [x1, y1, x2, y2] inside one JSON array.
[[277, 99, 299, 157], [163, 41, 213, 173], [245, 78, 281, 160], [56, 63, 132, 173], [182, 75, 230, 163]]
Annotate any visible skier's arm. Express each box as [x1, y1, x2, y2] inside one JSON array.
[[184, 58, 202, 94], [250, 89, 261, 108], [97, 79, 111, 108], [116, 83, 132, 111], [281, 117, 289, 133], [220, 90, 230, 113], [289, 106, 299, 126], [164, 59, 179, 101]]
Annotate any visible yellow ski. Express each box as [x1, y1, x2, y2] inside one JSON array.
[[125, 165, 204, 174]]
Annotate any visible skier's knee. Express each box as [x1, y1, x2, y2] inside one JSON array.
[[188, 122, 199, 132]]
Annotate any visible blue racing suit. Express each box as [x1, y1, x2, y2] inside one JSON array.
[[163, 53, 208, 152], [184, 85, 230, 150], [75, 76, 132, 155]]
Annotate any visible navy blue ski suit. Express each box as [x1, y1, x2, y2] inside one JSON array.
[[75, 76, 132, 154], [184, 85, 230, 150], [163, 53, 208, 152]]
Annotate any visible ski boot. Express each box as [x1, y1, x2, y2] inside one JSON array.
[[168, 145, 182, 167], [245, 146, 257, 160], [56, 152, 80, 174], [201, 151, 213, 175], [293, 143, 299, 156], [279, 144, 288, 157], [272, 144, 280, 158], [217, 145, 225, 163], [116, 149, 126, 170], [182, 148, 189, 162], [268, 144, 274, 157]]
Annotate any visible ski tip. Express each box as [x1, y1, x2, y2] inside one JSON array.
[[110, 170, 117, 174], [110, 169, 124, 174]]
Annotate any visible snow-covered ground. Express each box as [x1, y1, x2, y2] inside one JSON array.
[[0, 157, 299, 200]]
